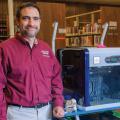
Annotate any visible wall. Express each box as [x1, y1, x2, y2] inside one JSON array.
[[66, 3, 100, 16], [0, 0, 8, 16], [65, 3, 120, 47], [101, 6, 120, 47], [36, 2, 65, 49]]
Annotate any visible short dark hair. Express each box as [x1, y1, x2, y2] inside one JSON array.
[[16, 2, 41, 19]]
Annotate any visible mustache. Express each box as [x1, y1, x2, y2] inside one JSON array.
[[26, 25, 38, 29]]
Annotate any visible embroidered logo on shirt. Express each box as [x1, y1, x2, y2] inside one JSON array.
[[41, 50, 50, 57]]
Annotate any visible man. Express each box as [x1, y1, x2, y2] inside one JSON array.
[[0, 2, 64, 120]]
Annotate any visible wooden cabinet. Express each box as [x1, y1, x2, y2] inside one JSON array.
[[65, 10, 102, 47], [36, 2, 65, 49], [0, 16, 9, 41], [0, 0, 9, 42]]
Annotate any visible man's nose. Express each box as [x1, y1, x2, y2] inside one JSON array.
[[28, 18, 35, 26]]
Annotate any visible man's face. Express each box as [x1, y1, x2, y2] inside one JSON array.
[[17, 7, 41, 38]]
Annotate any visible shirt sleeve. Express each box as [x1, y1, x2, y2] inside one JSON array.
[[0, 47, 7, 120], [51, 55, 64, 108]]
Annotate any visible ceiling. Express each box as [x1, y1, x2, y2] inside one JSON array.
[[42, 0, 120, 6]]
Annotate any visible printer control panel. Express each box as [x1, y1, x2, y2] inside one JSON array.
[[105, 56, 120, 63]]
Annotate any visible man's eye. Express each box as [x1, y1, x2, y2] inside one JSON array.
[[33, 17, 40, 21], [21, 16, 40, 21], [22, 16, 30, 20]]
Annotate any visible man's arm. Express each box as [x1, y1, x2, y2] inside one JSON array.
[[51, 56, 64, 118], [0, 48, 7, 120], [0, 88, 6, 120]]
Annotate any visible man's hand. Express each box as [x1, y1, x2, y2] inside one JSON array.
[[53, 106, 64, 118]]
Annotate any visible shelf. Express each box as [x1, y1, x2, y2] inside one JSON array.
[[66, 32, 101, 37], [0, 26, 7, 28], [65, 105, 120, 117], [0, 17, 9, 40], [65, 9, 102, 47], [0, 35, 8, 38], [65, 10, 102, 19]]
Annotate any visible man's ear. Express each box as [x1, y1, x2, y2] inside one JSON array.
[[15, 19, 20, 32], [40, 19, 41, 24], [15, 18, 20, 27]]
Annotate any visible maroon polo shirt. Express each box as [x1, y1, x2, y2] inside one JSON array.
[[0, 36, 63, 120]]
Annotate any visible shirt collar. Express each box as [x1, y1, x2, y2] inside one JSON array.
[[23, 36, 38, 45], [15, 33, 38, 45]]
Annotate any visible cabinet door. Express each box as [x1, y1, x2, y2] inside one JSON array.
[[37, 2, 66, 49]]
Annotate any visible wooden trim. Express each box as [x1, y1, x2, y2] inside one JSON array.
[[66, 9, 102, 19]]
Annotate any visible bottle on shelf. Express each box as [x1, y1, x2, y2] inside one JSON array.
[[65, 10, 102, 47]]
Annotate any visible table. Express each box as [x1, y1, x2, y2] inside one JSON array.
[[64, 106, 120, 120]]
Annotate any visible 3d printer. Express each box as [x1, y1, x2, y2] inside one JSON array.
[[57, 47, 120, 110]]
